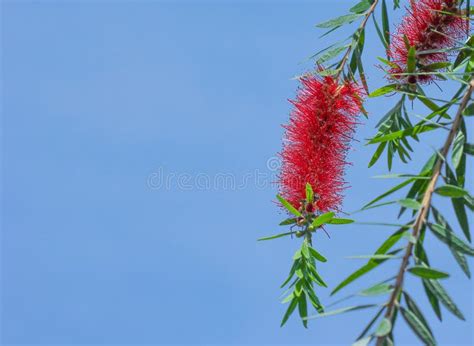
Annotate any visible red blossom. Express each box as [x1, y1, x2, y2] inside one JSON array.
[[389, 0, 468, 84], [278, 75, 364, 213]]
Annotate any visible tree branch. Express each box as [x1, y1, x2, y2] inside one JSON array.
[[335, 0, 380, 79], [375, 77, 474, 346]]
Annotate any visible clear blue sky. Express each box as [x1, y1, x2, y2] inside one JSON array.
[[2, 0, 473, 344]]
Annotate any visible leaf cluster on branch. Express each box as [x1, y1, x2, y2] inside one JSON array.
[[259, 0, 474, 344]]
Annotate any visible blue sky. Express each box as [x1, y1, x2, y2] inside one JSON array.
[[2, 0, 473, 344]]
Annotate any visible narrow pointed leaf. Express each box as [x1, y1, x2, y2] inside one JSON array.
[[356, 307, 385, 340], [374, 318, 392, 337], [308, 246, 327, 262], [327, 218, 355, 224], [277, 195, 302, 217], [363, 178, 415, 209], [403, 291, 433, 336], [434, 185, 468, 197], [305, 304, 377, 320], [258, 232, 294, 241], [279, 218, 297, 226], [424, 279, 465, 320], [280, 297, 298, 327], [400, 307, 436, 345], [359, 283, 392, 296], [369, 84, 397, 97], [316, 13, 363, 28], [428, 223, 474, 255], [408, 266, 449, 279], [331, 228, 405, 295], [305, 183, 314, 203], [298, 292, 308, 328], [311, 211, 335, 229], [397, 198, 421, 210]]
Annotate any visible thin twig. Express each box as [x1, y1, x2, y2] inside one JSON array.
[[335, 0, 380, 80], [375, 77, 474, 346]]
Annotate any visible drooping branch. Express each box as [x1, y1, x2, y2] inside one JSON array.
[[375, 77, 474, 346], [335, 0, 380, 79]]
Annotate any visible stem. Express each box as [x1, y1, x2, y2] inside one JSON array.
[[335, 0, 380, 80], [375, 77, 474, 346], [305, 223, 313, 246]]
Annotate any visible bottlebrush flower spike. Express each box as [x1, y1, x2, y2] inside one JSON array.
[[278, 75, 364, 213], [389, 0, 468, 84]]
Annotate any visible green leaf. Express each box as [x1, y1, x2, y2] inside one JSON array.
[[463, 103, 474, 115], [352, 336, 372, 346], [369, 84, 398, 97], [281, 292, 294, 304], [431, 208, 471, 275], [408, 266, 449, 280], [277, 194, 302, 217], [400, 307, 436, 345], [397, 198, 421, 210], [359, 283, 392, 296], [452, 131, 466, 169], [445, 165, 471, 241], [424, 279, 465, 320], [280, 259, 300, 288], [407, 46, 416, 74], [403, 291, 433, 336], [453, 35, 474, 68], [305, 183, 314, 204], [316, 69, 339, 77], [368, 123, 439, 144], [258, 231, 294, 241], [308, 246, 328, 262], [280, 297, 298, 327], [454, 196, 471, 241], [434, 184, 468, 197], [423, 61, 451, 70], [279, 218, 297, 226], [368, 142, 387, 167], [346, 254, 399, 260], [373, 173, 429, 179], [293, 249, 302, 261], [317, 45, 349, 64], [327, 218, 355, 224], [363, 178, 415, 210], [356, 307, 386, 340], [372, 16, 388, 50], [423, 280, 442, 320], [377, 57, 399, 69], [310, 211, 335, 229], [428, 223, 474, 255], [301, 241, 310, 259], [305, 284, 324, 312], [331, 228, 406, 295], [456, 120, 467, 187], [350, 0, 371, 13], [381, 0, 390, 48], [316, 13, 363, 28], [309, 266, 328, 288], [451, 249, 471, 278], [298, 292, 308, 328], [375, 318, 392, 337], [465, 143, 474, 155], [305, 304, 377, 320]]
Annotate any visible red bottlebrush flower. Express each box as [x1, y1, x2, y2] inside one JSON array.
[[278, 75, 364, 213], [389, 0, 468, 84]]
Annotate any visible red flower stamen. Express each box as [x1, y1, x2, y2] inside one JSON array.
[[278, 75, 364, 213], [389, 0, 468, 84]]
